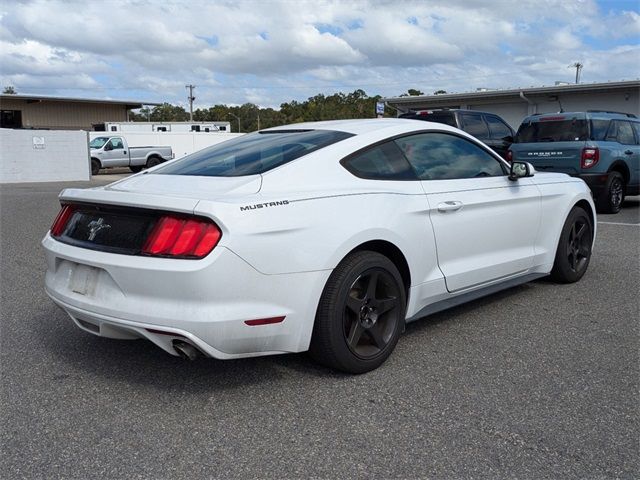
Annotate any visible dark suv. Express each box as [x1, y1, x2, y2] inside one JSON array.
[[399, 109, 515, 159], [509, 111, 640, 213]]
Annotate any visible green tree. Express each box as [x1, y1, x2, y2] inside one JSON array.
[[3, 86, 17, 94], [434, 89, 447, 95], [149, 103, 189, 122], [127, 89, 392, 129], [279, 89, 381, 123], [399, 88, 423, 97]]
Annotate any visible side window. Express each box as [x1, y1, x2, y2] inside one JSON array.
[[606, 121, 635, 145], [394, 132, 506, 180], [109, 138, 124, 149], [617, 121, 636, 145], [460, 113, 490, 139], [633, 123, 640, 145], [485, 115, 512, 139], [590, 119, 611, 140], [342, 141, 417, 180]]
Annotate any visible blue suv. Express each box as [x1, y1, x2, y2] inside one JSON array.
[[509, 111, 640, 213]]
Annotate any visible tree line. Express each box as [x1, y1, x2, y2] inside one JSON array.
[[128, 88, 442, 132]]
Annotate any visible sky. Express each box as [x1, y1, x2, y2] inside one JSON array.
[[0, 0, 639, 109]]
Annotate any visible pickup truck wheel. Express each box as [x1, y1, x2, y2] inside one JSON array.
[[597, 171, 625, 214], [91, 159, 100, 176], [146, 156, 161, 169], [129, 166, 143, 173]]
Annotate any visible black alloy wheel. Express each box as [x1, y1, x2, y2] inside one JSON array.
[[550, 206, 593, 283], [607, 172, 624, 213], [343, 269, 401, 359], [597, 171, 625, 214], [310, 251, 406, 373]]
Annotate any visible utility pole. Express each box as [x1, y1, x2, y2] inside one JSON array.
[[570, 62, 583, 84], [185, 84, 196, 121]]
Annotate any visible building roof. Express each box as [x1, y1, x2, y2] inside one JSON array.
[[382, 79, 640, 106], [0, 93, 162, 109]]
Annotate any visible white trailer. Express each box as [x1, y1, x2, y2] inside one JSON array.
[[100, 121, 232, 133]]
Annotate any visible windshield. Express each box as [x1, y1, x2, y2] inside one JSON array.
[[90, 137, 110, 148], [155, 129, 354, 177], [515, 117, 588, 143]]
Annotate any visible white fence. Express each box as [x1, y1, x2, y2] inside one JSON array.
[[89, 131, 244, 159], [0, 129, 90, 183]]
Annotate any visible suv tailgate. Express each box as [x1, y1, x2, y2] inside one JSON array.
[[511, 141, 586, 175]]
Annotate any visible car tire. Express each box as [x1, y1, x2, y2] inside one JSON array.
[[91, 159, 100, 176], [550, 206, 593, 283], [146, 156, 161, 169], [129, 165, 143, 173], [596, 171, 625, 214], [309, 251, 406, 374]]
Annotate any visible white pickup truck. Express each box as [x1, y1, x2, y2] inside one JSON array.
[[89, 136, 174, 175]]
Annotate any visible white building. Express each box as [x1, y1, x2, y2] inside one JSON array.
[[383, 80, 640, 129]]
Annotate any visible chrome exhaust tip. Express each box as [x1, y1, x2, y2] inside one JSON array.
[[172, 340, 201, 361]]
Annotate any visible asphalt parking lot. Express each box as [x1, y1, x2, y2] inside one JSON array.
[[1, 176, 638, 479]]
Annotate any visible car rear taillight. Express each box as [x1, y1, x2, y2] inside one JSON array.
[[506, 150, 513, 162], [142, 215, 221, 258], [50, 204, 75, 237], [581, 147, 599, 169]]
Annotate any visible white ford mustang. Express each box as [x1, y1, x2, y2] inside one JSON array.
[[43, 119, 595, 373]]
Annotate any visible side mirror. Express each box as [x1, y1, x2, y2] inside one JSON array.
[[509, 161, 534, 181], [503, 135, 514, 143]]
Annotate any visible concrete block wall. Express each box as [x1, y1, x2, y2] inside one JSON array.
[[0, 129, 90, 183]]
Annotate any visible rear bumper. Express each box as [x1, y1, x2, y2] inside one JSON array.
[[42, 234, 330, 359], [577, 172, 611, 197]]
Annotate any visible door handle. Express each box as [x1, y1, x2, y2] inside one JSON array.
[[437, 201, 463, 213], [624, 150, 633, 155], [124, 151, 127, 155]]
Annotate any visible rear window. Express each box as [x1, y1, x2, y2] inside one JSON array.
[[399, 112, 457, 127], [515, 117, 588, 143], [155, 129, 353, 177]]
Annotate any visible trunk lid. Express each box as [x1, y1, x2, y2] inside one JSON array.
[[105, 172, 262, 200], [52, 173, 258, 256]]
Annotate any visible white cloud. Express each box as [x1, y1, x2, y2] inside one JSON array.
[[0, 0, 637, 107]]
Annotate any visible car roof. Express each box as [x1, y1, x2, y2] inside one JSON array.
[[262, 118, 460, 136], [404, 109, 503, 116], [523, 111, 637, 122]]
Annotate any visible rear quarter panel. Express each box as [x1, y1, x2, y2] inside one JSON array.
[[193, 180, 442, 289]]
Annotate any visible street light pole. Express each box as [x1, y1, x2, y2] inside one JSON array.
[[570, 62, 583, 84], [186, 84, 196, 121], [228, 112, 240, 133]]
